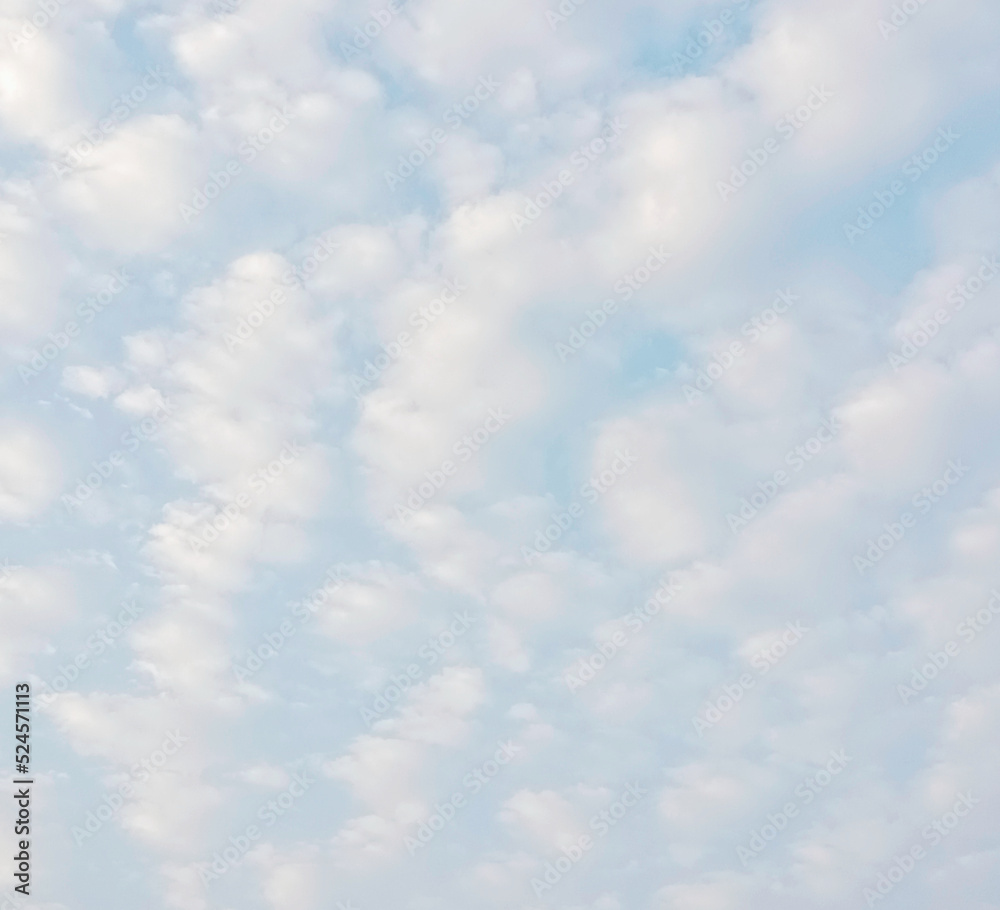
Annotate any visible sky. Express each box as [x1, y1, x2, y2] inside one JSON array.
[[1, 0, 1000, 908]]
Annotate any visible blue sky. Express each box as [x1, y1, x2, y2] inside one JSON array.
[[2, 0, 1000, 909]]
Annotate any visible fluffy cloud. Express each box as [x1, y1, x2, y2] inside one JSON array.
[[0, 423, 62, 520], [5, 0, 1000, 907]]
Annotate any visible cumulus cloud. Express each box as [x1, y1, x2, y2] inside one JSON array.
[[5, 0, 1000, 907], [0, 424, 62, 521]]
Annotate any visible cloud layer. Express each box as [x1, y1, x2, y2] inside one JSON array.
[[2, 0, 1000, 908]]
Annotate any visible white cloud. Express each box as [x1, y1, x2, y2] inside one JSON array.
[[8, 0, 1000, 905], [62, 364, 124, 398], [0, 424, 62, 521], [52, 114, 203, 252]]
